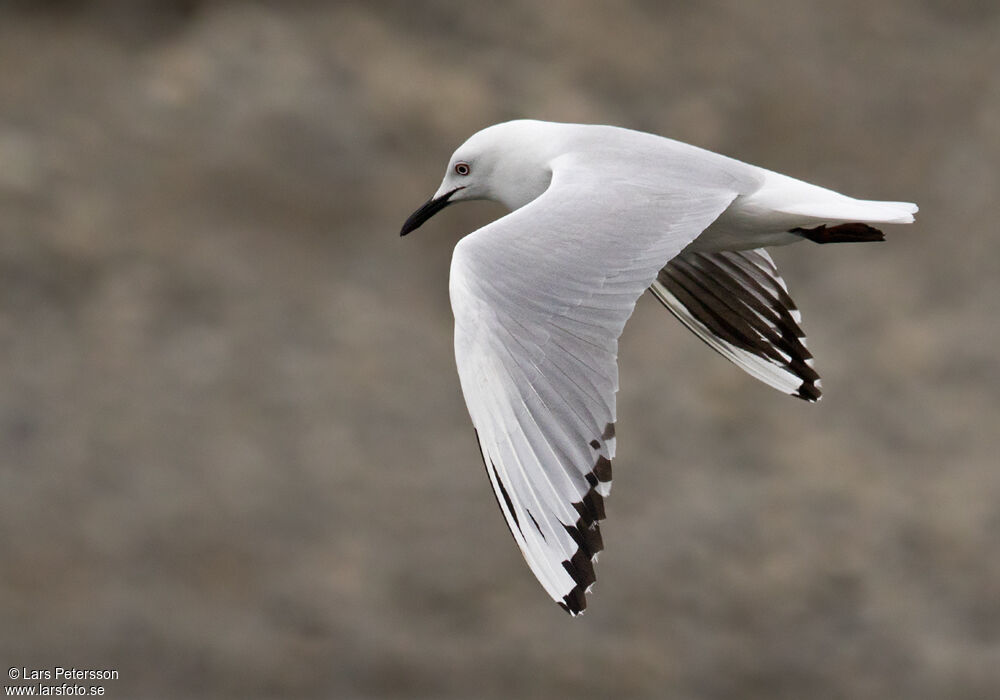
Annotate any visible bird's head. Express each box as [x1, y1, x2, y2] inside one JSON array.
[[400, 120, 556, 236]]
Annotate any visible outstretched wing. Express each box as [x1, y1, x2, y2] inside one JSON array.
[[651, 249, 821, 401], [449, 156, 745, 614]]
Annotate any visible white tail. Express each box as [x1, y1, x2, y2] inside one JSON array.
[[755, 169, 918, 225]]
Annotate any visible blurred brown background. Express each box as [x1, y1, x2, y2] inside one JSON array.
[[1, 1, 998, 698]]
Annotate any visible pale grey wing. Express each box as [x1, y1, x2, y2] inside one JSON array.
[[649, 248, 821, 401], [449, 162, 739, 614]]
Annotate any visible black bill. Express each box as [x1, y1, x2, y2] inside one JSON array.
[[400, 187, 462, 236]]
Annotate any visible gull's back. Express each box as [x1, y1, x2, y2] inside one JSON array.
[[496, 120, 916, 253]]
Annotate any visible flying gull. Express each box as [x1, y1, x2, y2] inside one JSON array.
[[400, 119, 917, 615]]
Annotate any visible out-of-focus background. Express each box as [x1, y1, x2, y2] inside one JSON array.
[[1, 1, 997, 698]]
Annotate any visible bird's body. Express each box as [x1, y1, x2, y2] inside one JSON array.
[[401, 119, 916, 615]]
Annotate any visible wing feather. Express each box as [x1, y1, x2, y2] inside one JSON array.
[[450, 158, 740, 614], [650, 248, 821, 400]]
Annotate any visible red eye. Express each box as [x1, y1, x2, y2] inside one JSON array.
[[454, 162, 471, 176]]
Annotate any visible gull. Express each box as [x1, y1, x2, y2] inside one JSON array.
[[400, 119, 916, 615]]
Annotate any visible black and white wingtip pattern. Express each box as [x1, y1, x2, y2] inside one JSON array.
[[474, 424, 614, 617], [651, 249, 821, 402], [558, 423, 614, 615]]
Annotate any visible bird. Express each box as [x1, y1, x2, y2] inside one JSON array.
[[400, 119, 916, 616]]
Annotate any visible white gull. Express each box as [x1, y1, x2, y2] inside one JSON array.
[[400, 119, 917, 615]]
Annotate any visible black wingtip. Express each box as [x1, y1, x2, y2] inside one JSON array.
[[790, 223, 885, 244], [796, 380, 822, 402], [559, 586, 588, 616], [556, 447, 614, 618]]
